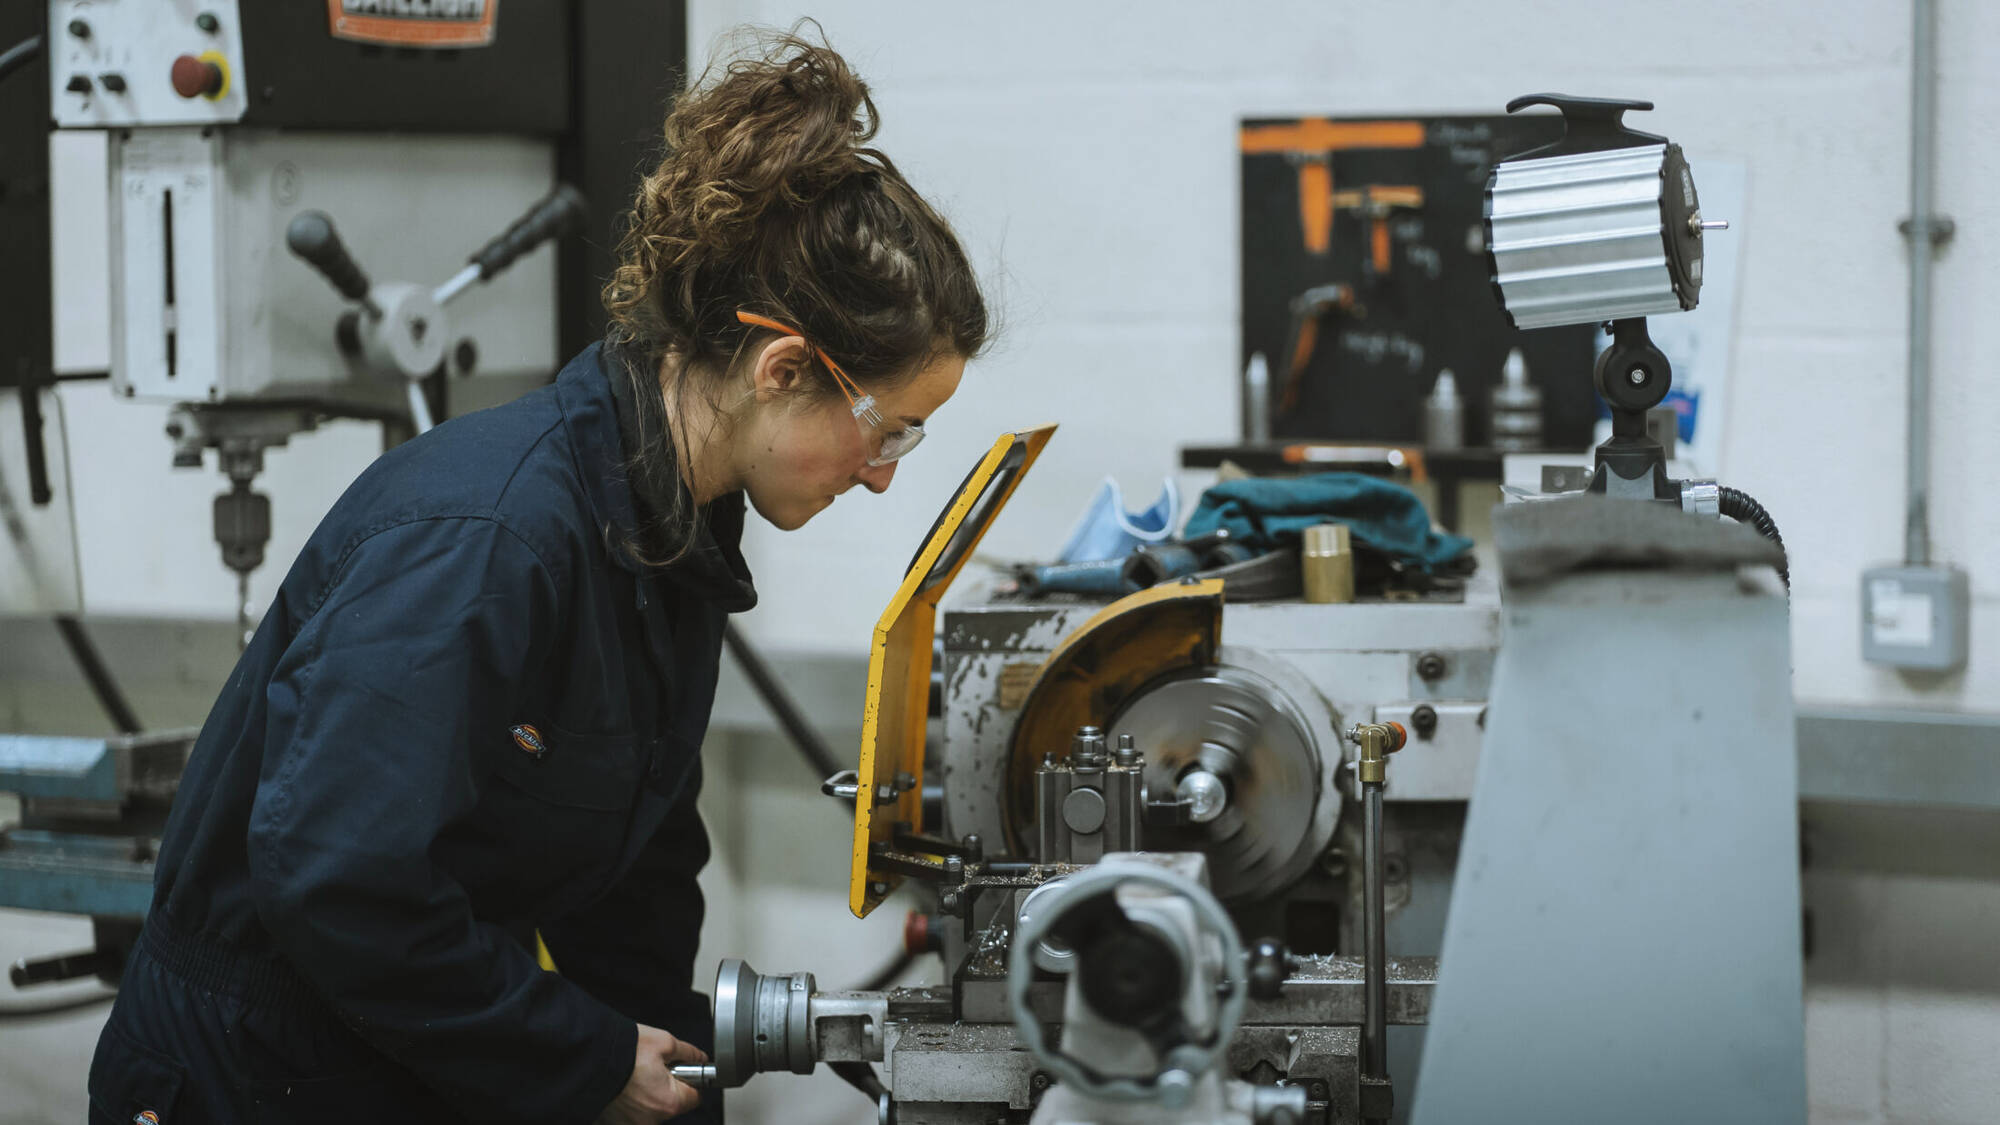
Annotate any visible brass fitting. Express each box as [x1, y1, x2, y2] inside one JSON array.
[[1301, 523, 1355, 603], [1347, 721, 1407, 785]]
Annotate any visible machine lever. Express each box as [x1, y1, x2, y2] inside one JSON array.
[[890, 827, 980, 860], [821, 770, 865, 802], [18, 382, 53, 506], [1245, 938, 1297, 1001], [285, 211, 379, 316], [1346, 721, 1407, 1124], [671, 1064, 717, 1089], [473, 184, 587, 280], [821, 769, 915, 809], [10, 947, 113, 988], [434, 185, 588, 307]]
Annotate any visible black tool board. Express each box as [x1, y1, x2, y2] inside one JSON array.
[[1241, 113, 1602, 448]]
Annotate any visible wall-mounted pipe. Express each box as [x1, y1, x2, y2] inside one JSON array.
[[1903, 0, 1949, 566]]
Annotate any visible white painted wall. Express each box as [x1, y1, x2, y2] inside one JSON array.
[[682, 0, 2000, 720]]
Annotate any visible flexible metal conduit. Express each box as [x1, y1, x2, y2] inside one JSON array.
[[1719, 487, 1790, 589]]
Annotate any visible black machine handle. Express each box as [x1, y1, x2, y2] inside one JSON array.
[[1504, 93, 1667, 158], [470, 185, 587, 281], [18, 384, 51, 506], [10, 946, 114, 987], [285, 211, 373, 304]]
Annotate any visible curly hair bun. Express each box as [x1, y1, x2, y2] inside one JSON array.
[[606, 22, 987, 389], [663, 30, 884, 264]]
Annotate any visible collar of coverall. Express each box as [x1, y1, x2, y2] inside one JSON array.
[[562, 340, 758, 612]]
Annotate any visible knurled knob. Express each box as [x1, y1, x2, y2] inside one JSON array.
[[903, 910, 939, 955]]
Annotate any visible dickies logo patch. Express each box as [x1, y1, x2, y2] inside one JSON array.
[[510, 724, 548, 759]]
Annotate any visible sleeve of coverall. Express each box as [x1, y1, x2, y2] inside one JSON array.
[[538, 764, 714, 1041], [246, 517, 637, 1125]]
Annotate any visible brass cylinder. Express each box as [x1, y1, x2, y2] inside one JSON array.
[[1301, 523, 1355, 603]]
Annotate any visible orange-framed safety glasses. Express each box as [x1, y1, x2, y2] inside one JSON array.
[[735, 311, 925, 466]]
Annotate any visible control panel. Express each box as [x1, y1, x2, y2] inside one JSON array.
[[49, 0, 248, 128]]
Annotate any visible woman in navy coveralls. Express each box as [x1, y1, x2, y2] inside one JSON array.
[[87, 31, 988, 1125]]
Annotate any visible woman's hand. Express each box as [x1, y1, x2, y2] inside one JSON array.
[[597, 1024, 709, 1123]]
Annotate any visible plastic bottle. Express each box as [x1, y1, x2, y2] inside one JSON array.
[[1244, 352, 1271, 443], [1490, 347, 1543, 452], [1424, 368, 1464, 450]]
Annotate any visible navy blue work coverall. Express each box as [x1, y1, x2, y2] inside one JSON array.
[[88, 343, 755, 1124]]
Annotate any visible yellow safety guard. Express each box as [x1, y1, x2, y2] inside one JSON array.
[[848, 425, 1055, 917]]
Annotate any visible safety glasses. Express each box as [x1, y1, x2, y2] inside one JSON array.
[[735, 311, 926, 466]]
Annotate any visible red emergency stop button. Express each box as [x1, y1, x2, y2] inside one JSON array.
[[170, 54, 224, 99]]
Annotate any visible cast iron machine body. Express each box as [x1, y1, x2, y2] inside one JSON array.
[[691, 414, 1501, 1121], [703, 540, 1489, 1124]]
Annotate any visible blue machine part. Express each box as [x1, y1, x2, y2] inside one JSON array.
[[0, 830, 156, 916], [0, 735, 124, 803], [0, 732, 192, 919]]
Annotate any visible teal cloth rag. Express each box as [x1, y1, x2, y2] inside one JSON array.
[[1182, 472, 1473, 574]]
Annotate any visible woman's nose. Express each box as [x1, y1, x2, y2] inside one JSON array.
[[856, 461, 897, 494]]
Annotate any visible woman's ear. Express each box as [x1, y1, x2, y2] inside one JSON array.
[[750, 335, 814, 401]]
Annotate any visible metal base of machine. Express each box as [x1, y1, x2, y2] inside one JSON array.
[[1414, 505, 1803, 1125]]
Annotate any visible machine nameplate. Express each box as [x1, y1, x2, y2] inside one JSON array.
[[328, 1, 497, 49]]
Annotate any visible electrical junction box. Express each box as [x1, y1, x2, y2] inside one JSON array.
[[1862, 564, 1970, 671]]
